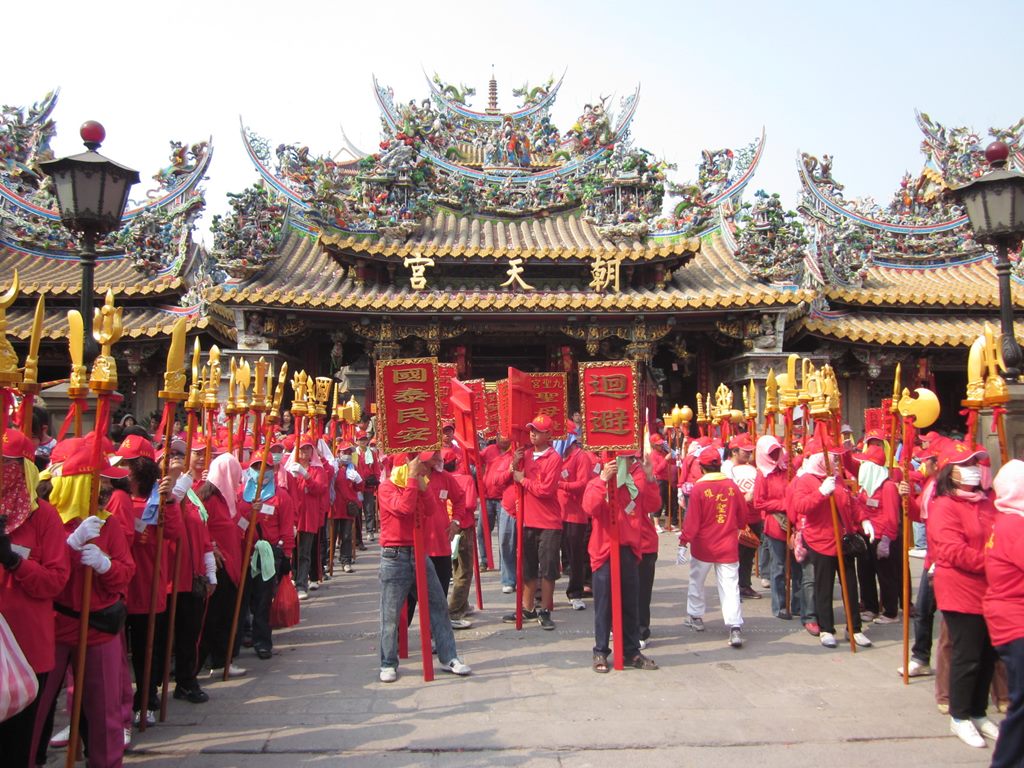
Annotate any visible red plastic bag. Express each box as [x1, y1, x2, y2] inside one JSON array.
[[270, 577, 300, 629]]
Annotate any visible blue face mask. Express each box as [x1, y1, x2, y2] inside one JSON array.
[[242, 465, 275, 503], [270, 451, 283, 465]]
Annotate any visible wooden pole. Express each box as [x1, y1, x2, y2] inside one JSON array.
[[65, 392, 111, 768], [817, 423, 856, 654], [783, 407, 795, 617], [411, 478, 434, 682], [138, 401, 178, 732], [515, 462, 525, 631], [900, 415, 915, 685]]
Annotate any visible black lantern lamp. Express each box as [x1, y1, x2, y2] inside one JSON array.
[[39, 121, 140, 354], [953, 141, 1024, 380]]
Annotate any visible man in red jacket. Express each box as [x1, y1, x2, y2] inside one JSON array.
[[0, 429, 71, 766], [582, 451, 660, 672], [483, 436, 516, 592], [680, 445, 746, 648], [289, 435, 329, 599], [504, 414, 562, 630]]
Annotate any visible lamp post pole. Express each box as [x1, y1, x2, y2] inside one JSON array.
[[994, 240, 1022, 380], [80, 230, 98, 358]]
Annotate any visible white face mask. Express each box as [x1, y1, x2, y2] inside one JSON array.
[[955, 465, 982, 487]]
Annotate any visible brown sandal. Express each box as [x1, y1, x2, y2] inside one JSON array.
[[592, 653, 610, 673], [629, 653, 658, 670]]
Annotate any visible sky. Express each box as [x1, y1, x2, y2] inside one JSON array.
[[9, 0, 1022, 244]]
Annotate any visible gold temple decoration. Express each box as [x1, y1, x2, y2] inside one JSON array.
[[589, 256, 622, 293], [203, 345, 222, 408], [89, 290, 123, 391], [403, 256, 434, 291], [158, 318, 188, 400], [251, 357, 269, 413], [19, 295, 45, 395], [0, 271, 22, 386], [186, 338, 204, 411], [235, 359, 252, 412], [898, 386, 940, 428], [982, 322, 1008, 405], [67, 310, 88, 398], [764, 369, 778, 416], [291, 370, 309, 418], [262, 362, 275, 410]]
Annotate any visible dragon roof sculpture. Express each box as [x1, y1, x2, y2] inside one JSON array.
[[238, 70, 765, 251], [796, 112, 1024, 288]]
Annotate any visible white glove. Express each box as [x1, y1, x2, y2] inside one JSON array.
[[172, 473, 192, 502], [80, 543, 111, 574], [291, 464, 308, 477], [676, 544, 690, 565], [67, 515, 104, 551], [862, 520, 876, 543], [357, 492, 364, 503], [204, 551, 218, 585], [818, 476, 836, 496], [345, 466, 362, 483]]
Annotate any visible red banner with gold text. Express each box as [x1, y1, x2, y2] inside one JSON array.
[[375, 358, 442, 454], [578, 360, 640, 452]]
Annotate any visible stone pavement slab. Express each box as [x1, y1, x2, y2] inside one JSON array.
[[45, 534, 997, 767]]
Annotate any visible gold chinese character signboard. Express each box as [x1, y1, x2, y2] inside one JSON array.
[[528, 372, 568, 438], [375, 357, 442, 454], [438, 363, 458, 421], [579, 360, 640, 452]]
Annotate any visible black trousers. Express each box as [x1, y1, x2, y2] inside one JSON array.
[[563, 521, 589, 599], [0, 671, 46, 768], [638, 551, 658, 640], [126, 610, 167, 711], [407, 554, 452, 624], [944, 610, 997, 720], [197, 568, 241, 670], [333, 518, 354, 565], [174, 590, 207, 689], [806, 545, 861, 635], [911, 568, 937, 664], [858, 536, 902, 617], [593, 547, 640, 659], [738, 522, 763, 589], [991, 637, 1024, 768]]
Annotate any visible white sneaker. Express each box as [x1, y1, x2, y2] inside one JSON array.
[[897, 660, 934, 677], [379, 667, 398, 683], [444, 658, 471, 676], [820, 632, 837, 648], [639, 639, 648, 650], [209, 664, 247, 678], [654, 523, 665, 534], [450, 618, 473, 630], [971, 717, 1000, 741], [309, 582, 320, 591], [760, 578, 771, 589], [853, 632, 873, 648], [874, 614, 899, 625], [50, 725, 71, 748], [501, 585, 514, 594], [860, 610, 877, 622], [123, 727, 132, 747], [570, 598, 586, 611], [908, 547, 927, 559], [298, 589, 309, 601], [132, 710, 156, 726], [950, 717, 986, 748]]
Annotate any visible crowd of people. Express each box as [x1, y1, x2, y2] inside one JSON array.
[[1, 405, 1022, 767]]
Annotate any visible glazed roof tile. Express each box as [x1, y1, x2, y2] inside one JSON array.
[[826, 256, 1023, 309], [5, 304, 207, 341], [0, 243, 184, 298], [798, 310, 1024, 347], [208, 229, 810, 313], [319, 209, 700, 262]]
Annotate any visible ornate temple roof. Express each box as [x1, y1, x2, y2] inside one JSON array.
[[319, 209, 700, 262], [797, 310, 1024, 347], [4, 303, 208, 341]]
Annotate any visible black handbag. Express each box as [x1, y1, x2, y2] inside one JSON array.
[[841, 532, 868, 557], [55, 600, 128, 635]]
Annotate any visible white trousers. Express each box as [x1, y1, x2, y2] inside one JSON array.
[[687, 557, 743, 628]]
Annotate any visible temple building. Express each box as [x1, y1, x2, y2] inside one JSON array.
[[1, 77, 1022, 435]]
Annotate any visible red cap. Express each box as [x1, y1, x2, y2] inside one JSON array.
[[854, 444, 887, 466], [730, 434, 755, 452], [913, 446, 937, 462], [864, 429, 887, 443], [355, 428, 368, 440], [337, 441, 354, 453], [117, 434, 156, 461], [526, 413, 554, 433], [649, 434, 664, 447], [299, 434, 316, 449], [417, 450, 439, 463], [696, 436, 712, 448], [62, 446, 129, 479], [441, 447, 458, 465], [565, 419, 578, 435], [938, 441, 988, 469], [2, 429, 34, 460], [189, 438, 208, 452], [441, 421, 455, 433], [50, 437, 84, 465], [698, 445, 721, 466]]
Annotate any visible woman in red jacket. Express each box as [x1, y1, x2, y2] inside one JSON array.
[[928, 442, 998, 749], [786, 437, 870, 650], [854, 444, 902, 623], [985, 459, 1024, 766], [0, 429, 71, 768]]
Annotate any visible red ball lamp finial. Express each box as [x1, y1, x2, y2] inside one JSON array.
[[985, 140, 1010, 169], [80, 120, 106, 151]]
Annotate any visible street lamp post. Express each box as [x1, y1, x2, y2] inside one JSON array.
[[39, 121, 139, 358], [953, 140, 1024, 380]]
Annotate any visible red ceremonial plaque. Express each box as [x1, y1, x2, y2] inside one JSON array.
[[484, 385, 499, 438], [437, 363, 458, 420], [375, 358, 442, 454], [462, 379, 487, 431], [507, 368, 536, 445], [528, 372, 568, 439], [578, 360, 640, 452], [864, 406, 885, 435]]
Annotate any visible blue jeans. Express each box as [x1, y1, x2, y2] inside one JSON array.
[[478, 498, 500, 566], [912, 521, 927, 549], [497, 504, 518, 588], [378, 548, 458, 670], [766, 535, 802, 617]]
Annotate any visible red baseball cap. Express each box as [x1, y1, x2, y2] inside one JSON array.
[[864, 429, 887, 443], [649, 434, 664, 447], [337, 441, 354, 453], [117, 434, 156, 461], [418, 450, 439, 462], [441, 421, 455, 433], [62, 446, 129, 479], [355, 428, 368, 440], [2, 429, 34, 460], [441, 447, 458, 465], [938, 441, 988, 469], [698, 445, 721, 466], [527, 414, 553, 433], [299, 434, 316, 449], [50, 438, 84, 466], [730, 434, 755, 452], [854, 444, 886, 466]]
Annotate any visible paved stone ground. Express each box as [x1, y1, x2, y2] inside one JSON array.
[[49, 533, 999, 767]]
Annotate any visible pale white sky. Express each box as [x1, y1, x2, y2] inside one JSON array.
[[11, 0, 1021, 243]]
